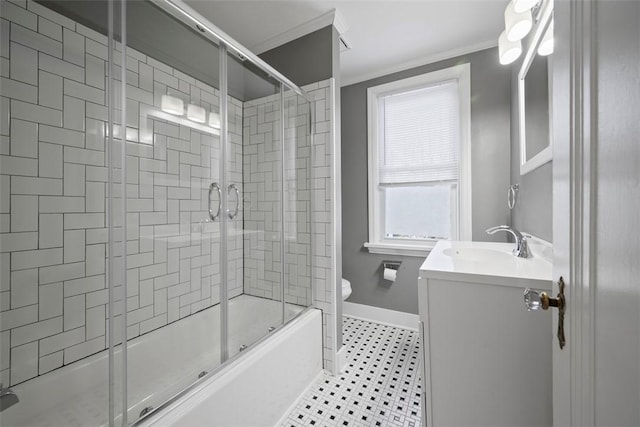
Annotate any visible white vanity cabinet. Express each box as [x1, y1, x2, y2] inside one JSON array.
[[418, 241, 552, 427]]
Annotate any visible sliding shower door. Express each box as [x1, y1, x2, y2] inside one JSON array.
[[121, 2, 224, 423], [225, 50, 284, 357]]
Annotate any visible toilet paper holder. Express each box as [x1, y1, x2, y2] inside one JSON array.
[[383, 261, 401, 271]]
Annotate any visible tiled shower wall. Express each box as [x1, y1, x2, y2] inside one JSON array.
[[242, 90, 313, 306], [0, 1, 244, 386], [242, 79, 335, 370]]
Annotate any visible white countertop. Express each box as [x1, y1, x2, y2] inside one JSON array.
[[419, 240, 552, 289]]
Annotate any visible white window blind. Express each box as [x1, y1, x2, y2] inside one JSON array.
[[378, 81, 460, 184]]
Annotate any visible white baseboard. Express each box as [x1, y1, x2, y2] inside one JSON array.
[[342, 302, 419, 331]]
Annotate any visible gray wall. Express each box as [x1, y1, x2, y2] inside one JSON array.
[[508, 11, 553, 242], [260, 26, 334, 87], [341, 47, 512, 314]]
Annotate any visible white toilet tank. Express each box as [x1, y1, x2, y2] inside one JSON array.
[[341, 278, 352, 301]]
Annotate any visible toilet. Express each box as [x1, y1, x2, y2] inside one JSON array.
[[341, 278, 352, 301]]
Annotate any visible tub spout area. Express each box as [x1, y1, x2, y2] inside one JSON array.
[[0, 384, 19, 412]]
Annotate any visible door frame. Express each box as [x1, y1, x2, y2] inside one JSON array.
[[552, 0, 596, 425]]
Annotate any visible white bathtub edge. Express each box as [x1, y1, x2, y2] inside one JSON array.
[[142, 308, 323, 427]]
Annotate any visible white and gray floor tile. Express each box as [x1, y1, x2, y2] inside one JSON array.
[[282, 316, 421, 427]]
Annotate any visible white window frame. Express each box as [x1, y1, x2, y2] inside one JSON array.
[[364, 63, 472, 257]]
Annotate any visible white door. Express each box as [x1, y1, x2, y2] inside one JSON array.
[[552, 1, 640, 426]]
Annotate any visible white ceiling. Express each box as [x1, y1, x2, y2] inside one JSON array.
[[184, 1, 507, 86]]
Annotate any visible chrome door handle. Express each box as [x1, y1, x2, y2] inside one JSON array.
[[227, 184, 240, 220], [209, 182, 221, 221]]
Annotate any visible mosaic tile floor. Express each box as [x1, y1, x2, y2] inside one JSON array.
[[282, 316, 422, 427]]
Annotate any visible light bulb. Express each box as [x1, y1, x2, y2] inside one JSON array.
[[505, 0, 533, 42], [513, 0, 539, 13], [537, 21, 554, 56], [498, 30, 522, 65], [187, 104, 206, 123], [160, 95, 184, 116], [209, 112, 221, 129]]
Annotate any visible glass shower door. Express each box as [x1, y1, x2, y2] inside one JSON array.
[[224, 49, 284, 358], [120, 1, 223, 422]]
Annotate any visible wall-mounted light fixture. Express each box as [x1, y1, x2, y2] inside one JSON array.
[[209, 112, 221, 129], [161, 95, 184, 115], [504, 0, 532, 42], [187, 104, 206, 123], [498, 30, 522, 65], [513, 0, 539, 13]]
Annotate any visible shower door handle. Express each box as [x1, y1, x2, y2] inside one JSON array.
[[228, 184, 240, 220], [208, 182, 222, 221]]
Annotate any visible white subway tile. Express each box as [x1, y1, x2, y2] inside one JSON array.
[[74, 23, 106, 45], [62, 27, 84, 67], [11, 316, 62, 346], [64, 335, 104, 364], [39, 53, 84, 87], [0, 214, 9, 232], [63, 162, 84, 196], [63, 229, 84, 263], [0, 20, 8, 60], [10, 341, 38, 384], [64, 79, 103, 104], [2, 2, 37, 31], [0, 231, 37, 252], [86, 289, 107, 308], [85, 53, 104, 90], [63, 95, 85, 131], [0, 76, 37, 103], [0, 253, 8, 291], [11, 194, 37, 232], [0, 330, 8, 370], [85, 304, 104, 339], [10, 99, 62, 127], [11, 247, 61, 270], [39, 326, 83, 356], [38, 16, 62, 41], [63, 274, 103, 298], [39, 281, 62, 319], [0, 304, 37, 331], [39, 196, 84, 213], [85, 181, 104, 213], [11, 22, 61, 58], [85, 228, 106, 244], [38, 70, 62, 109], [63, 146, 104, 166], [38, 350, 62, 375], [85, 38, 106, 61], [10, 267, 37, 307], [11, 176, 62, 195], [85, 245, 104, 277], [85, 119, 105, 152], [10, 118, 38, 158], [63, 294, 84, 330], [10, 41, 37, 85], [27, 1, 76, 29], [38, 142, 63, 178], [63, 213, 103, 229], [39, 261, 84, 285]]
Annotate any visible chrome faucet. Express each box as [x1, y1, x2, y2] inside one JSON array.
[[0, 384, 19, 412], [486, 225, 529, 258]]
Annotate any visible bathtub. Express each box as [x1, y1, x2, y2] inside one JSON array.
[[1, 296, 322, 426]]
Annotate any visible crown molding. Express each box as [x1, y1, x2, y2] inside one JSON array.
[[340, 39, 498, 87], [251, 9, 349, 55]]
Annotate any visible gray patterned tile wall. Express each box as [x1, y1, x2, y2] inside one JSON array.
[[0, 0, 245, 386]]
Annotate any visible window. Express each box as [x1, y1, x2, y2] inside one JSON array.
[[365, 64, 471, 257]]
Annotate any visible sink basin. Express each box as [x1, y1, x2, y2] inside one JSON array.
[[442, 247, 514, 263], [420, 240, 552, 286]]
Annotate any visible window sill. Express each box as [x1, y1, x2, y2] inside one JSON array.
[[364, 242, 434, 258]]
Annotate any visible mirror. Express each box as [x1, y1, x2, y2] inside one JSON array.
[[518, 1, 553, 175]]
